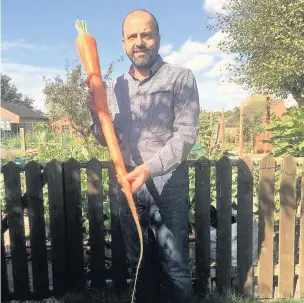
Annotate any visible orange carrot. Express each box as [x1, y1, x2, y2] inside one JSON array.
[[75, 20, 143, 303]]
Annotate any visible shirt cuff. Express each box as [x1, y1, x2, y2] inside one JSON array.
[[144, 157, 163, 178]]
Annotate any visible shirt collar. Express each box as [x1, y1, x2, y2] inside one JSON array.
[[128, 55, 164, 80]]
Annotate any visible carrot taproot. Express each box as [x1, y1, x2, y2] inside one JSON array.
[[75, 20, 143, 303]]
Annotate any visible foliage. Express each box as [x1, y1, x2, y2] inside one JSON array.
[[1, 73, 35, 108], [267, 106, 304, 157], [42, 56, 123, 155], [208, 0, 304, 106]]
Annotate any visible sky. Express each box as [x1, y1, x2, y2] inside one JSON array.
[[1, 0, 252, 112]]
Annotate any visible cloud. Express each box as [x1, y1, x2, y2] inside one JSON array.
[[159, 44, 173, 56], [161, 30, 250, 110], [1, 39, 66, 52], [1, 62, 64, 112], [203, 0, 229, 15]]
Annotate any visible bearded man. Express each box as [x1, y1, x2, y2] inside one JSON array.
[[85, 9, 200, 303]]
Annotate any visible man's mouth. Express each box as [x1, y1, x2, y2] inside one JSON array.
[[133, 49, 146, 54]]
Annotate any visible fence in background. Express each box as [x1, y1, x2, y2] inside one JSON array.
[[1, 155, 303, 301]]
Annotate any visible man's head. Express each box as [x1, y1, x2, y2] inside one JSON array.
[[122, 9, 160, 70]]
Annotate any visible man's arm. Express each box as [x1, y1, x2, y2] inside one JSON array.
[[144, 68, 200, 177]]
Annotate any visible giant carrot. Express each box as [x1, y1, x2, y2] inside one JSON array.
[[75, 20, 143, 303]]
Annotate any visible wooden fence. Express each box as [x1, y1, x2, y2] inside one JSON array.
[[1, 155, 303, 302]]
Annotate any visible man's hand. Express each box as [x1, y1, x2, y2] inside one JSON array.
[[124, 164, 151, 193]]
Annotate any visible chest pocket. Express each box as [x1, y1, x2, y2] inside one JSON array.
[[146, 89, 174, 134]]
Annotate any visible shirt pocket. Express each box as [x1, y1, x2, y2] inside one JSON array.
[[146, 89, 174, 133]]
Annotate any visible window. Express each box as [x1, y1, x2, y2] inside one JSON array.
[[62, 124, 70, 133], [0, 120, 11, 130]]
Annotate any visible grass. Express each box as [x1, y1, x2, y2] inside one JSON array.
[[7, 289, 303, 303]]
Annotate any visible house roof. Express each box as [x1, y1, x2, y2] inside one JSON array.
[[225, 96, 284, 127], [1, 102, 48, 120]]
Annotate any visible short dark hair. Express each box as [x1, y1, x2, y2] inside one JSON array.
[[122, 9, 159, 37]]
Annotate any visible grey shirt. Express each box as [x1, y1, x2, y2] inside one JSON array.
[[90, 55, 200, 177]]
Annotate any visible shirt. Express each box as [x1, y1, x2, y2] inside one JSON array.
[[90, 55, 200, 177]]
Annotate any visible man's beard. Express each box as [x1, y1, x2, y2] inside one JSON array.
[[128, 45, 159, 69]]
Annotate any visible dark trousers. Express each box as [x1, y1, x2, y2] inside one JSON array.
[[118, 163, 194, 303]]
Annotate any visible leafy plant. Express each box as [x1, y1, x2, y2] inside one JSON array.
[[267, 106, 304, 157]]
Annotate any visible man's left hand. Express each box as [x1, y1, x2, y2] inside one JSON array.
[[124, 164, 151, 193]]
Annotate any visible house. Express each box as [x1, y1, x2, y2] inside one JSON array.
[[225, 95, 287, 153], [51, 116, 74, 134], [0, 102, 49, 133]]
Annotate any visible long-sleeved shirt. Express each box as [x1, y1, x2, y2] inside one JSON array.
[[90, 55, 200, 177]]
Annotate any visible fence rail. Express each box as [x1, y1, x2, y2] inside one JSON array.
[[1, 155, 303, 302]]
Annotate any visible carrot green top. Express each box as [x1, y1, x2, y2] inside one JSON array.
[[75, 20, 88, 34]]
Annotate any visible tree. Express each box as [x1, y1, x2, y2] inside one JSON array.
[[207, 0, 304, 106], [267, 106, 304, 157], [1, 73, 34, 108], [42, 56, 123, 150]]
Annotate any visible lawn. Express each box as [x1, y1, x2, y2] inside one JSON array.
[[5, 289, 303, 303]]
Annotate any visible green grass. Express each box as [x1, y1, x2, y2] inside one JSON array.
[[8, 289, 302, 303]]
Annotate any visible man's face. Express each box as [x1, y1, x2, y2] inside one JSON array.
[[122, 12, 160, 69]]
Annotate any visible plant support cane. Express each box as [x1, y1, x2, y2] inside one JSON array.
[[75, 20, 143, 303]]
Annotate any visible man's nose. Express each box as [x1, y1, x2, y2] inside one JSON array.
[[135, 34, 144, 46]]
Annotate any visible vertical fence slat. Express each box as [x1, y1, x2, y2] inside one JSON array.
[[195, 157, 211, 294], [237, 156, 253, 296], [1, 235, 10, 302], [108, 164, 127, 289], [3, 162, 30, 300], [216, 156, 232, 293], [63, 158, 85, 290], [258, 155, 275, 299], [25, 161, 49, 298], [278, 155, 297, 298], [87, 159, 105, 289], [46, 160, 67, 295], [299, 162, 304, 297]]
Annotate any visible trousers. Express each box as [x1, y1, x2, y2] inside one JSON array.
[[117, 162, 194, 303]]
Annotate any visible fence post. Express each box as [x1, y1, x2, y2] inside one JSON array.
[[20, 126, 26, 153], [258, 155, 275, 299], [46, 159, 67, 296], [195, 157, 211, 295], [2, 162, 30, 300], [237, 156, 253, 296], [278, 155, 297, 298], [216, 156, 232, 294], [87, 159, 105, 289], [108, 164, 128, 289], [299, 162, 304, 297], [25, 161, 49, 299], [63, 158, 85, 291]]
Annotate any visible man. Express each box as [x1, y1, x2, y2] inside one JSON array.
[[85, 9, 200, 302]]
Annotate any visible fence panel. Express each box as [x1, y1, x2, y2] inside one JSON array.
[[278, 155, 297, 297], [195, 157, 211, 294], [46, 160, 67, 295], [216, 156, 232, 293], [3, 162, 30, 300], [25, 161, 49, 298], [257, 155, 275, 299], [237, 156, 254, 296], [87, 158, 105, 289], [63, 158, 85, 290]]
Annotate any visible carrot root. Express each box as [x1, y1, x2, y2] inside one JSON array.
[[75, 20, 143, 303]]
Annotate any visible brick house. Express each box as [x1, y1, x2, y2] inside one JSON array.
[[225, 96, 287, 153], [51, 116, 74, 134], [0, 102, 49, 133]]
